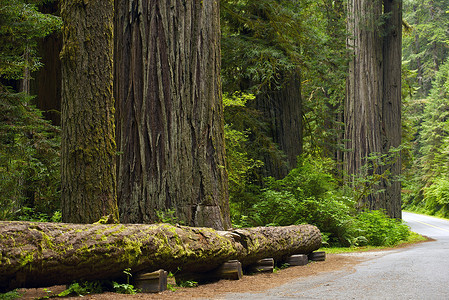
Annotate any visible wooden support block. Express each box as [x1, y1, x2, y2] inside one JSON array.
[[214, 260, 243, 280], [176, 260, 243, 284], [247, 258, 274, 273], [308, 251, 326, 261], [286, 254, 308, 266], [134, 269, 168, 293]]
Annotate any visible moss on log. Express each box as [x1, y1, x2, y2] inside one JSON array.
[[0, 221, 320, 292]]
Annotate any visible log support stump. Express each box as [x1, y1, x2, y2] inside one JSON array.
[[285, 254, 309, 266], [176, 260, 243, 284], [134, 269, 168, 293], [247, 258, 274, 273], [308, 251, 326, 261]]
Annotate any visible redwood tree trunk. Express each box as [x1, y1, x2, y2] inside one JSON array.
[[382, 0, 402, 218], [115, 0, 230, 229], [60, 0, 118, 223], [31, 2, 62, 126], [255, 71, 303, 178], [345, 0, 402, 218], [0, 221, 321, 292]]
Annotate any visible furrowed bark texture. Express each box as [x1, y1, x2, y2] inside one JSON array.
[[60, 0, 118, 223], [0, 221, 321, 292], [115, 0, 230, 229], [345, 0, 402, 218]]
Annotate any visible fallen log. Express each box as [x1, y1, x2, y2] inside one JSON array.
[[0, 221, 321, 292]]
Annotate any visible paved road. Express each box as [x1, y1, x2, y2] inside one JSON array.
[[221, 212, 449, 299]]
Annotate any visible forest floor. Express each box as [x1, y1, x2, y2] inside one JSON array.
[[17, 238, 431, 300]]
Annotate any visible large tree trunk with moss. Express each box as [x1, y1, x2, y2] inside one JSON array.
[[114, 0, 230, 229], [60, 0, 118, 223], [345, 0, 402, 218], [0, 221, 321, 292]]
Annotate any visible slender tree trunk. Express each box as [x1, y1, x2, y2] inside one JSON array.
[[60, 0, 118, 223], [345, 0, 402, 218], [115, 0, 230, 229]]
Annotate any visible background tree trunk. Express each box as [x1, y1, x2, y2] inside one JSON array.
[[115, 0, 230, 229], [255, 71, 303, 179], [382, 0, 402, 218], [0, 221, 321, 292], [31, 1, 62, 126], [60, 0, 118, 223], [345, 0, 402, 218]]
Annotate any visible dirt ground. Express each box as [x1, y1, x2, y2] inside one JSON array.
[[17, 254, 365, 300]]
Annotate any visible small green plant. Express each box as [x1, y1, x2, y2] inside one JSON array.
[[177, 280, 198, 288], [156, 209, 183, 225], [0, 290, 21, 300], [112, 282, 137, 295], [57, 281, 103, 297], [112, 267, 138, 294]]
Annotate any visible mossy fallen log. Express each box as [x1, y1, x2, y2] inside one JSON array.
[[0, 221, 321, 292]]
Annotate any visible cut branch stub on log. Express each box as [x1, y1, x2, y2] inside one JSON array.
[[0, 221, 321, 292]]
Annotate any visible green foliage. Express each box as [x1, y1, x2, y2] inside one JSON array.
[[350, 148, 402, 209], [0, 0, 62, 79], [176, 280, 198, 288], [223, 93, 265, 215], [356, 211, 410, 246], [402, 0, 449, 97], [423, 177, 449, 217], [112, 282, 137, 295], [231, 155, 410, 247], [0, 90, 61, 220], [155, 208, 184, 225], [403, 57, 449, 218], [58, 281, 103, 297], [233, 156, 356, 246], [0, 0, 61, 221], [0, 290, 21, 300]]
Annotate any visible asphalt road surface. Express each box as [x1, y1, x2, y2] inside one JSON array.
[[221, 212, 449, 299]]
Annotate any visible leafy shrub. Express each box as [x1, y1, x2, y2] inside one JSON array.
[[232, 155, 411, 247], [356, 210, 410, 246], [423, 177, 449, 217], [234, 156, 360, 246]]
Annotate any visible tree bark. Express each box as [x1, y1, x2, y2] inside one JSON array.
[[345, 0, 402, 218], [114, 0, 230, 229], [0, 221, 321, 292], [60, 0, 118, 223]]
